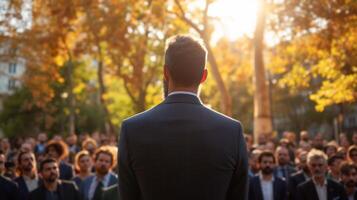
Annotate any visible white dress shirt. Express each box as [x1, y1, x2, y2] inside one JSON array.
[[313, 178, 327, 200], [260, 173, 274, 200], [23, 175, 39, 192], [168, 91, 198, 97]]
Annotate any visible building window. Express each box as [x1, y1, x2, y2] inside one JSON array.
[[8, 79, 16, 90], [9, 63, 17, 74]]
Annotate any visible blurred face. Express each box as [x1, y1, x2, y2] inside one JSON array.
[[0, 154, 5, 174], [329, 158, 343, 174], [341, 168, 357, 188], [309, 158, 327, 179], [41, 162, 59, 183], [277, 148, 290, 166], [38, 134, 47, 143], [95, 153, 112, 175], [67, 135, 77, 146], [326, 146, 337, 158], [47, 146, 60, 159], [79, 155, 92, 172], [349, 150, 357, 163], [353, 134, 357, 145], [298, 152, 309, 173], [260, 156, 275, 175], [313, 135, 324, 149], [20, 153, 36, 173], [85, 143, 96, 154], [249, 153, 260, 173]]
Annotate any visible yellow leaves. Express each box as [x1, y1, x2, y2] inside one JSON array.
[[278, 63, 311, 90], [310, 73, 357, 111]]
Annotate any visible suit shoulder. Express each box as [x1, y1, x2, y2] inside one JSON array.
[[327, 178, 344, 188], [297, 179, 312, 189]]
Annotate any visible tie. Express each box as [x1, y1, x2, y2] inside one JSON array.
[[92, 181, 104, 200]]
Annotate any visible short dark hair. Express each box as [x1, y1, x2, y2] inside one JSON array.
[[258, 151, 276, 163], [39, 158, 57, 172], [164, 35, 207, 87], [327, 155, 343, 166], [340, 162, 357, 175]]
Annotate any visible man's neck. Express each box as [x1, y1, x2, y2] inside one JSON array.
[[262, 173, 273, 181], [96, 172, 108, 181], [44, 181, 58, 192], [168, 85, 198, 95], [23, 171, 36, 179]]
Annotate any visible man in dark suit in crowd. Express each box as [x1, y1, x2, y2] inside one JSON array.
[[288, 150, 310, 200], [80, 147, 118, 200], [340, 162, 357, 200], [274, 146, 296, 183], [14, 151, 41, 200], [297, 149, 347, 200], [45, 140, 74, 180], [118, 35, 248, 200], [0, 174, 20, 200], [249, 151, 287, 200], [29, 158, 81, 200]]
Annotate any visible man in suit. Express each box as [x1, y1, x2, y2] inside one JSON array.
[[249, 151, 287, 200], [288, 150, 311, 200], [80, 146, 118, 200], [102, 184, 120, 200], [297, 149, 347, 200], [118, 35, 248, 200], [340, 162, 357, 200], [45, 140, 74, 180], [274, 146, 296, 182], [14, 150, 40, 200], [29, 158, 81, 200], [0, 174, 20, 200]]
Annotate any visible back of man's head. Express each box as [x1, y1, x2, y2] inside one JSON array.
[[164, 35, 207, 87]]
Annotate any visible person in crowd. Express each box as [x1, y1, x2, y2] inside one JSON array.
[[288, 150, 311, 200], [0, 174, 20, 200], [119, 35, 248, 200], [82, 138, 98, 156], [274, 146, 296, 181], [340, 162, 357, 200], [72, 150, 93, 187], [244, 134, 254, 152], [352, 132, 357, 146], [325, 141, 338, 158], [4, 160, 16, 179], [14, 150, 40, 200], [45, 140, 74, 180], [327, 155, 344, 181], [338, 146, 348, 159], [35, 133, 48, 156], [348, 145, 357, 164], [249, 151, 287, 200], [297, 149, 347, 200], [340, 133, 351, 150], [29, 158, 81, 200], [299, 131, 310, 143], [80, 146, 118, 200], [0, 150, 5, 175], [66, 133, 80, 164], [249, 149, 262, 178], [312, 133, 325, 150]]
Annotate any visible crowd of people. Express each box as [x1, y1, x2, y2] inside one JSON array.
[[245, 131, 357, 200], [1, 130, 357, 200], [0, 132, 119, 200]]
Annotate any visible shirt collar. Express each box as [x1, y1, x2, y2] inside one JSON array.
[[94, 172, 111, 186], [168, 91, 197, 97], [312, 177, 327, 187], [259, 171, 274, 182]]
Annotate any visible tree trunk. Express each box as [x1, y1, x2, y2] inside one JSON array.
[[67, 60, 75, 134], [204, 43, 232, 116], [253, 0, 273, 143]]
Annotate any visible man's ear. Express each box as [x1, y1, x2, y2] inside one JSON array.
[[164, 65, 169, 81], [200, 68, 208, 83]]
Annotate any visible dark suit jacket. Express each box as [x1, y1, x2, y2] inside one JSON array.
[[119, 94, 249, 200], [29, 180, 81, 200], [59, 161, 74, 180], [14, 176, 41, 200], [248, 175, 287, 200], [0, 175, 20, 200], [288, 171, 308, 200], [297, 178, 347, 200], [80, 173, 118, 200], [102, 184, 120, 200], [274, 165, 296, 181]]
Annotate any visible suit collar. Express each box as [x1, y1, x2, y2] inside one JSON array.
[[164, 93, 202, 105]]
